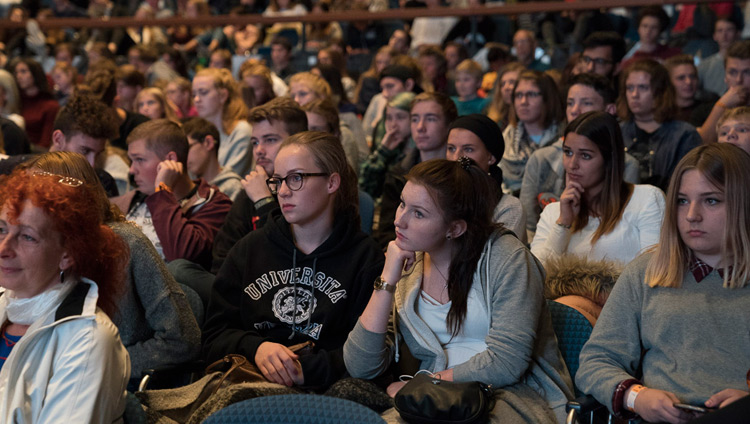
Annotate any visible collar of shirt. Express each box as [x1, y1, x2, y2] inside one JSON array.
[[689, 256, 726, 282]]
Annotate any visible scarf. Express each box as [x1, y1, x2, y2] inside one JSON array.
[[1, 279, 76, 326]]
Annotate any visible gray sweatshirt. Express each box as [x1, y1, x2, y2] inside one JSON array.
[[344, 231, 573, 418], [576, 253, 750, 412]]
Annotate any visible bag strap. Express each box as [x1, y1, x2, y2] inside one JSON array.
[[207, 354, 250, 396]]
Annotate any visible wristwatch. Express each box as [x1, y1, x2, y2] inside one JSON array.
[[373, 276, 396, 293]]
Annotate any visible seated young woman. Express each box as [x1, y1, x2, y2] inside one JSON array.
[[576, 143, 750, 423], [25, 152, 201, 388], [500, 69, 564, 195], [0, 169, 130, 422], [344, 158, 573, 423], [531, 111, 665, 265], [202, 131, 384, 390]]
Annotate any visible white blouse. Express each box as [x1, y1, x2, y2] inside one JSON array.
[[531, 184, 665, 265]]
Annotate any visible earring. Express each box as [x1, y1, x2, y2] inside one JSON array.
[[446, 235, 452, 240], [59, 270, 64, 283]]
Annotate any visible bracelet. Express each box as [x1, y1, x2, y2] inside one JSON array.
[[253, 196, 275, 209], [626, 384, 646, 412], [156, 182, 172, 193]]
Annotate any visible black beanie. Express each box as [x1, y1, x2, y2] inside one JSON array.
[[449, 114, 505, 160]]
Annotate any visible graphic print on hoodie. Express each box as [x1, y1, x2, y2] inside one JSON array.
[[202, 209, 384, 389]]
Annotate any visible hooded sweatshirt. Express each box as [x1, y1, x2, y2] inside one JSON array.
[[202, 210, 384, 390]]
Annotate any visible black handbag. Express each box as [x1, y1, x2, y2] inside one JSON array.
[[393, 373, 496, 424]]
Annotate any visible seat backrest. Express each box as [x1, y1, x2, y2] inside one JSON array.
[[358, 190, 375, 234], [547, 299, 594, 396], [202, 394, 386, 423]]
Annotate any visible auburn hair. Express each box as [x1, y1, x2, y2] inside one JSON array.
[[0, 170, 129, 315]]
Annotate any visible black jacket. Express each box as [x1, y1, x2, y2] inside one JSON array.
[[202, 210, 384, 390], [210, 191, 279, 274]]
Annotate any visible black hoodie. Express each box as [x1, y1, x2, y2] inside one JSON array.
[[202, 209, 384, 390]]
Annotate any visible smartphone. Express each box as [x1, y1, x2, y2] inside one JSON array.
[[673, 403, 714, 414]]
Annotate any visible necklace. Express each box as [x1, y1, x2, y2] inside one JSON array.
[[432, 262, 448, 287]]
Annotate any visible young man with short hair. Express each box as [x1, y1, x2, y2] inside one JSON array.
[[49, 92, 121, 197], [115, 64, 145, 112], [374, 92, 457, 248], [520, 73, 639, 240], [717, 106, 750, 154], [620, 6, 680, 69], [698, 17, 742, 96], [270, 36, 297, 81], [699, 40, 750, 143], [182, 117, 243, 201], [513, 29, 549, 71], [580, 31, 627, 80], [211, 97, 308, 273], [300, 98, 361, 171], [121, 119, 232, 270], [362, 64, 418, 149], [665, 54, 717, 127]]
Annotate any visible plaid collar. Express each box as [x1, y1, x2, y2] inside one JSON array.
[[689, 256, 725, 283]]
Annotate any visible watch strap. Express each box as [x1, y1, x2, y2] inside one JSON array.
[[374, 276, 396, 293]]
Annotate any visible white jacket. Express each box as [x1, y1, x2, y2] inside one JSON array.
[[0, 279, 130, 423]]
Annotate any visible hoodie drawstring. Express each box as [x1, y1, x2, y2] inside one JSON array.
[[288, 250, 318, 340], [289, 249, 298, 340]]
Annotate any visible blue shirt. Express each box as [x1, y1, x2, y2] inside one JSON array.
[[0, 331, 22, 371]]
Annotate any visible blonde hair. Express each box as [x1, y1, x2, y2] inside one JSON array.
[[486, 62, 525, 125], [289, 72, 332, 99], [716, 106, 750, 131], [135, 87, 179, 123], [646, 143, 750, 289], [239, 61, 276, 104], [455, 59, 483, 81], [194, 68, 249, 134]]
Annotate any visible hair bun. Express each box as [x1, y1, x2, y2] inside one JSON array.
[[457, 156, 473, 170]]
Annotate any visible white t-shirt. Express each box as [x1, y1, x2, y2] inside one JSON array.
[[416, 288, 488, 369]]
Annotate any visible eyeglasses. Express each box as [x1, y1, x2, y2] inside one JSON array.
[[266, 172, 328, 194], [31, 171, 84, 187], [580, 55, 613, 67], [513, 91, 542, 101]]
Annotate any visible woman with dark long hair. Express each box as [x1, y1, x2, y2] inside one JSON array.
[[10, 58, 59, 150], [345, 158, 573, 423], [531, 111, 665, 265]]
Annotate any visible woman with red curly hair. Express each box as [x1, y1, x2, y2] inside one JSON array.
[[0, 170, 131, 423]]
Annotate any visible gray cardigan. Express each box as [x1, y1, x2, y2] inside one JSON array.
[[344, 231, 573, 415], [110, 221, 201, 379], [576, 253, 750, 412]]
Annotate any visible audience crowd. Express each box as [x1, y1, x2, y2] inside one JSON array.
[[0, 1, 749, 423]]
